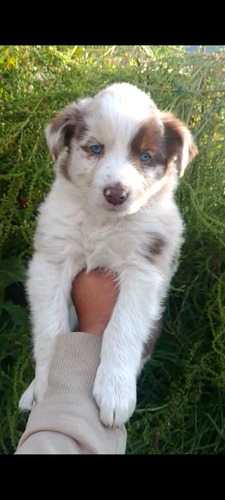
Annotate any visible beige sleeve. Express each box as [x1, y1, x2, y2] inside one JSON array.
[[15, 332, 127, 454]]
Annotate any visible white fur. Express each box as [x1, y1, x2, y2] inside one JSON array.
[[19, 83, 197, 426]]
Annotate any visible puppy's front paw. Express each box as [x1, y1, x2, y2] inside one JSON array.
[[19, 379, 35, 412], [93, 363, 136, 427]]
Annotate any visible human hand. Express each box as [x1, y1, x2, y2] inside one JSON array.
[[71, 269, 119, 337]]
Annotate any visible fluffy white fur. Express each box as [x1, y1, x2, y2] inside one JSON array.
[[19, 83, 197, 426]]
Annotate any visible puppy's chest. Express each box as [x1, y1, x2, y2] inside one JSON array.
[[80, 217, 144, 271], [36, 209, 144, 269], [37, 205, 175, 273]]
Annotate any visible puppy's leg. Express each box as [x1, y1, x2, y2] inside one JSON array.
[[19, 380, 35, 411], [19, 252, 79, 410], [93, 265, 164, 427]]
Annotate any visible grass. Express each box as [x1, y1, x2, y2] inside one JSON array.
[[0, 45, 225, 454]]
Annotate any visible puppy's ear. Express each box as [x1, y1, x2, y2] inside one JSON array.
[[161, 112, 198, 177], [45, 102, 87, 162]]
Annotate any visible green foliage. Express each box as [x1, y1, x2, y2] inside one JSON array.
[[1, 45, 225, 454]]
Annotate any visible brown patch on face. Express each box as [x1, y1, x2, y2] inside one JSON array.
[[129, 118, 166, 172], [47, 103, 89, 160], [129, 112, 198, 178], [59, 152, 71, 181], [74, 113, 89, 143], [61, 109, 88, 149], [142, 317, 163, 359]]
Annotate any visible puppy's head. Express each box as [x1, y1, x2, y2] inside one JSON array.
[[46, 83, 198, 215]]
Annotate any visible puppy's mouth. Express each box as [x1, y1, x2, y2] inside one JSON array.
[[103, 201, 129, 214], [92, 196, 143, 216], [102, 197, 144, 216]]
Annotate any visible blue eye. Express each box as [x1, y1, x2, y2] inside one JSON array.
[[90, 144, 103, 154], [140, 152, 151, 163]]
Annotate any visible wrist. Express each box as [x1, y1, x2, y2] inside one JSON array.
[[44, 332, 102, 399], [77, 320, 106, 337]]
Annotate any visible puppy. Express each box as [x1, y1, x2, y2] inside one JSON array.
[[19, 83, 198, 427]]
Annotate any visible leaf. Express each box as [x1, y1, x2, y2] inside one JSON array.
[[0, 257, 25, 288], [1, 301, 28, 326]]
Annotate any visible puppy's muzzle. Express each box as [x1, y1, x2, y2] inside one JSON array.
[[103, 183, 129, 206]]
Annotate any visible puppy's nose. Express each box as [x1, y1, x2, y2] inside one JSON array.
[[103, 183, 129, 205]]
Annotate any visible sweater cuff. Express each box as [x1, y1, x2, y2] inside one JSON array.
[[44, 332, 102, 400]]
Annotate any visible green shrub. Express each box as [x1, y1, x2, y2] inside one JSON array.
[[1, 45, 225, 454]]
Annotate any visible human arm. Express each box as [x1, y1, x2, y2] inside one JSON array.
[[15, 270, 126, 454]]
